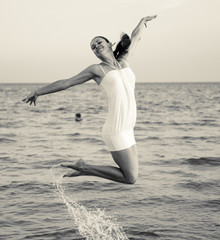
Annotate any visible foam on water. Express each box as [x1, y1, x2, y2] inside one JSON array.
[[51, 166, 128, 240]]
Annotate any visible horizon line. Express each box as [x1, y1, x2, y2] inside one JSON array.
[[1, 81, 220, 85]]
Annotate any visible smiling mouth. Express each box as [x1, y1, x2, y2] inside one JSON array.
[[97, 46, 103, 52]]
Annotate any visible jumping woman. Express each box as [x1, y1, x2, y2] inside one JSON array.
[[23, 16, 157, 184]]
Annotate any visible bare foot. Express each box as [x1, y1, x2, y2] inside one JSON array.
[[61, 159, 87, 177]]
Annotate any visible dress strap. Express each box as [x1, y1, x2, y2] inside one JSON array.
[[99, 64, 106, 75], [117, 61, 122, 69], [118, 58, 129, 66]]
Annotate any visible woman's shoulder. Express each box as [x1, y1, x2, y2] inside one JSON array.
[[87, 64, 105, 84], [86, 64, 103, 76], [88, 63, 102, 71]]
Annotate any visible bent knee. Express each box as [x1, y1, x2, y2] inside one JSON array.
[[125, 172, 138, 184]]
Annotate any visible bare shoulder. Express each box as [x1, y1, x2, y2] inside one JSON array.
[[84, 64, 102, 78], [86, 64, 100, 74], [88, 64, 104, 84]]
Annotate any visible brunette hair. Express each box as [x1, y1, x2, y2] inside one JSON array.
[[113, 33, 131, 59], [93, 34, 131, 59]]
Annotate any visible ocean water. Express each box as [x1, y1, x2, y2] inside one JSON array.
[[0, 82, 220, 240]]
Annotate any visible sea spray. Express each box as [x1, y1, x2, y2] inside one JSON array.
[[51, 165, 129, 240]]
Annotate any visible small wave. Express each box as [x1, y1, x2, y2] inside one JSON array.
[[81, 137, 103, 144], [128, 228, 160, 239], [0, 121, 21, 128], [24, 229, 82, 240], [142, 121, 220, 127], [66, 133, 81, 137], [55, 107, 67, 111], [0, 137, 16, 143], [145, 136, 160, 140], [183, 157, 220, 166], [30, 109, 47, 113], [180, 180, 216, 191], [138, 136, 161, 142], [200, 199, 220, 210], [2, 133, 16, 138], [0, 181, 51, 193], [184, 136, 206, 140], [191, 121, 219, 127], [68, 136, 103, 145], [99, 148, 109, 154], [139, 121, 151, 124]]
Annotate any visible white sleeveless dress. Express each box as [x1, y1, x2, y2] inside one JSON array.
[[99, 61, 136, 151]]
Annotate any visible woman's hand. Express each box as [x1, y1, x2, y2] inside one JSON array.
[[142, 15, 157, 27], [23, 91, 38, 106]]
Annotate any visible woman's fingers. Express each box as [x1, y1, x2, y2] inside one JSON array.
[[23, 94, 37, 106], [146, 15, 157, 21], [144, 15, 157, 27], [143, 15, 157, 22], [30, 98, 36, 106], [22, 98, 28, 103]]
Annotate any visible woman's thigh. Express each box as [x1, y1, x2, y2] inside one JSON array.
[[110, 144, 138, 182]]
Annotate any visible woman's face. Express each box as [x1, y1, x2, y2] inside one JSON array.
[[90, 37, 111, 58]]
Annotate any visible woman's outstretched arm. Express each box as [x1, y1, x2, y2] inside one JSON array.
[[23, 64, 98, 105], [125, 15, 157, 59]]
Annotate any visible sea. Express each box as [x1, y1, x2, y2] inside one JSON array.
[[0, 82, 220, 240]]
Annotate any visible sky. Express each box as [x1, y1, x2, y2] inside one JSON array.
[[1, 0, 220, 83]]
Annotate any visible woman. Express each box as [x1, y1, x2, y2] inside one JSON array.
[[23, 16, 157, 184]]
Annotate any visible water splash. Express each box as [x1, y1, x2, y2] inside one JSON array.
[[51, 165, 128, 240]]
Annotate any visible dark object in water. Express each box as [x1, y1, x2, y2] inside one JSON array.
[[75, 113, 82, 122]]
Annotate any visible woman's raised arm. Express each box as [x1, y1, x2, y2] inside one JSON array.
[[23, 64, 98, 105], [125, 15, 157, 59]]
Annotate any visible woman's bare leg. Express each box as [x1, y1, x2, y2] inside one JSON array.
[[62, 144, 138, 184]]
